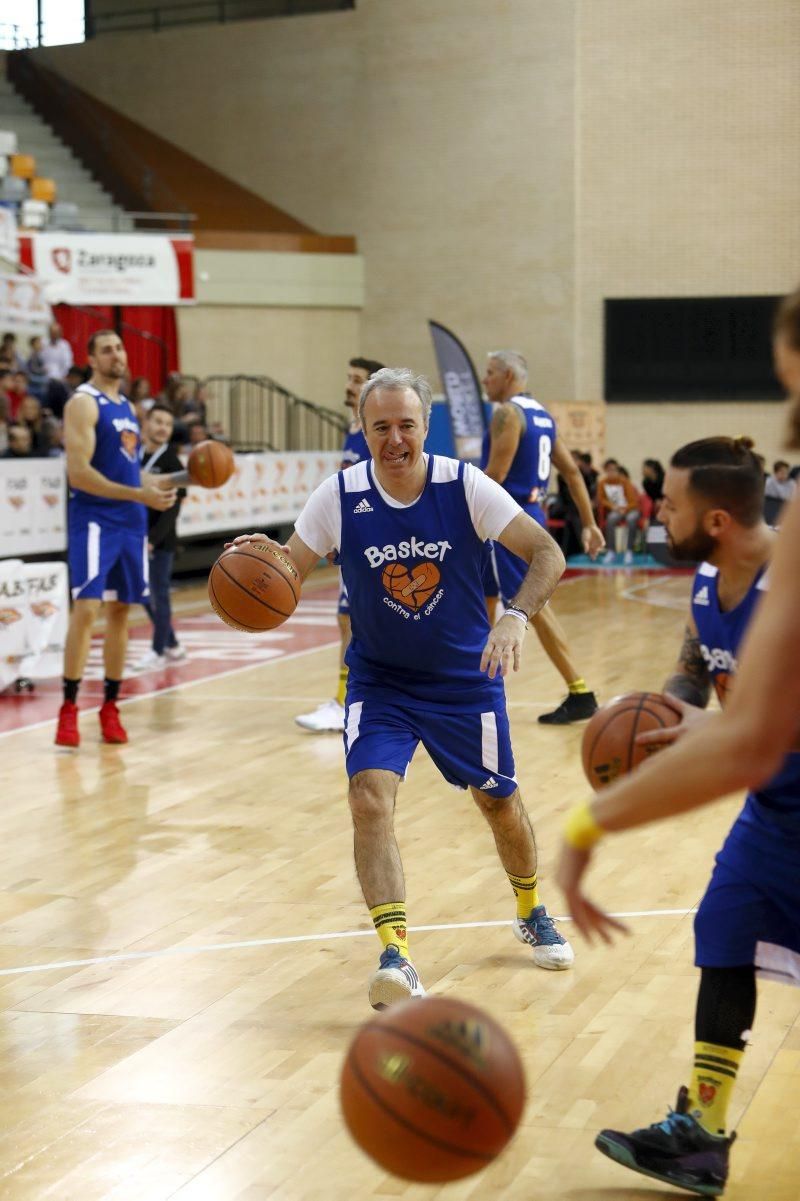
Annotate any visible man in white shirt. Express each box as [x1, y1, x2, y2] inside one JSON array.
[[41, 322, 74, 381]]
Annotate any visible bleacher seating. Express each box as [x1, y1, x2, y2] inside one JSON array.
[[20, 198, 48, 230], [30, 178, 57, 204], [0, 131, 17, 157], [0, 174, 26, 203], [0, 128, 69, 229], [9, 153, 35, 180], [49, 200, 81, 230]]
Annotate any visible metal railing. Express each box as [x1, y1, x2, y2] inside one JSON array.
[[90, 1, 354, 37], [191, 374, 346, 452]]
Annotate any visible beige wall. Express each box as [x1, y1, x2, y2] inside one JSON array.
[[176, 306, 360, 410], [41, 0, 800, 450]]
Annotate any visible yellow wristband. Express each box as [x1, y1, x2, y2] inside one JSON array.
[[563, 800, 605, 850]]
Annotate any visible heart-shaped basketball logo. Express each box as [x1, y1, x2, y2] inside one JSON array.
[[381, 560, 441, 611]]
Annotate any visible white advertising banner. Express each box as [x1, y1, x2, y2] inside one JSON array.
[[19, 232, 195, 305], [0, 206, 19, 261], [177, 450, 341, 538], [0, 272, 51, 331], [0, 451, 340, 556], [0, 559, 69, 688], [0, 458, 66, 557]]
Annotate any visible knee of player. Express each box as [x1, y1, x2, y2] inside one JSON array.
[[348, 772, 396, 824], [471, 784, 520, 815]]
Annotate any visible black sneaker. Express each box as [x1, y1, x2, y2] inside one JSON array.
[[595, 1086, 734, 1197], [538, 691, 598, 724]]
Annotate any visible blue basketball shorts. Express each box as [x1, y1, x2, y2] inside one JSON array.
[[343, 691, 517, 798], [68, 520, 150, 603], [694, 805, 800, 985], [485, 502, 548, 605]]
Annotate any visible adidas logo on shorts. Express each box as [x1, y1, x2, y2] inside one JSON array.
[[480, 776, 498, 790], [694, 585, 710, 606], [353, 497, 373, 514]]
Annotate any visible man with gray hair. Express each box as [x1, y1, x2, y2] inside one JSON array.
[[481, 349, 604, 724], [233, 366, 575, 1007]]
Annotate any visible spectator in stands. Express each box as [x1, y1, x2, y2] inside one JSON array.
[[0, 394, 8, 454], [0, 369, 12, 417], [26, 335, 49, 402], [641, 458, 665, 508], [0, 333, 24, 372], [17, 394, 49, 456], [41, 321, 74, 380], [548, 449, 586, 556], [6, 371, 31, 421], [39, 416, 64, 457], [765, 460, 795, 502], [187, 422, 210, 446], [578, 451, 598, 497], [44, 365, 87, 421], [130, 377, 156, 426], [597, 457, 641, 565], [135, 404, 187, 671], [0, 423, 33, 458]]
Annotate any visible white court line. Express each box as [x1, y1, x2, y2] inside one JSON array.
[[0, 909, 697, 978], [0, 639, 340, 742]]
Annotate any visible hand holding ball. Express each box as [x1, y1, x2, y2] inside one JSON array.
[[209, 540, 300, 632], [582, 691, 682, 789]]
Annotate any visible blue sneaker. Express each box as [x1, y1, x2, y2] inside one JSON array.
[[513, 905, 574, 970], [368, 945, 426, 1010], [595, 1086, 734, 1197]]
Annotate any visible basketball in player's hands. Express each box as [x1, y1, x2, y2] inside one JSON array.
[[340, 995, 525, 1182], [208, 541, 300, 632], [188, 440, 235, 488], [581, 691, 682, 789]]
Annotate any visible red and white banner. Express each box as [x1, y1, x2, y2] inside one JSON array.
[[18, 233, 195, 305], [0, 559, 69, 689], [0, 272, 51, 330], [0, 459, 66, 557]]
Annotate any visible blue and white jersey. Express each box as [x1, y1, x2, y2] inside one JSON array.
[[341, 424, 369, 468], [68, 383, 146, 533], [295, 455, 522, 710], [480, 395, 556, 503], [691, 560, 800, 829]]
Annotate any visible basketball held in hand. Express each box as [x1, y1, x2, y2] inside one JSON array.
[[208, 541, 300, 632], [582, 691, 682, 789], [340, 995, 526, 1182], [188, 440, 235, 488]]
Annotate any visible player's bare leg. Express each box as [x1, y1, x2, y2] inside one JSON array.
[[99, 600, 130, 744], [471, 785, 574, 970], [532, 604, 598, 725], [56, 599, 101, 747], [349, 769, 424, 1008]]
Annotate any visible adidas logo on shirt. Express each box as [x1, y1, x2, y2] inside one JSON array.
[[480, 776, 498, 790], [353, 497, 373, 514], [694, 585, 710, 606]]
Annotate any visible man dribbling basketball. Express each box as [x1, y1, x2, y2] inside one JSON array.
[[558, 415, 800, 1196], [236, 366, 575, 1008]]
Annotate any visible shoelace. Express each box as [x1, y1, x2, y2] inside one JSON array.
[[653, 1108, 694, 1136], [525, 910, 562, 945]]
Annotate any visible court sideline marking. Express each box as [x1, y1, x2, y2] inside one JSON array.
[[0, 909, 698, 977]]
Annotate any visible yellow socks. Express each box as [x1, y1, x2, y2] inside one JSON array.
[[689, 1042, 744, 1135], [568, 678, 589, 695], [508, 872, 539, 919], [336, 666, 348, 707], [370, 903, 410, 959]]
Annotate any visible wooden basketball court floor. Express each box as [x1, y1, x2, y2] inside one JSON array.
[[0, 566, 797, 1200]]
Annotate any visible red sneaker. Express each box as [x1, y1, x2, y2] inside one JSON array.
[[55, 700, 80, 747], [99, 700, 128, 744]]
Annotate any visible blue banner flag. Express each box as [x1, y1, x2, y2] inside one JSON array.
[[428, 320, 487, 462]]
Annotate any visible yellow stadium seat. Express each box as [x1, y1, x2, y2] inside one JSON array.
[[30, 177, 56, 203], [10, 154, 35, 180]]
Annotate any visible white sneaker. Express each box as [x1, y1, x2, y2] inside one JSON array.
[[133, 649, 166, 671], [165, 646, 187, 662], [513, 907, 575, 970], [369, 946, 426, 1010], [602, 549, 616, 565], [294, 699, 345, 732], [623, 550, 634, 565]]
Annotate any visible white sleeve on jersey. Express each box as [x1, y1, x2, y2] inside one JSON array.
[[293, 474, 342, 557], [462, 462, 523, 541]]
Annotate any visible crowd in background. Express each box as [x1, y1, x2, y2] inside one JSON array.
[[0, 326, 225, 461]]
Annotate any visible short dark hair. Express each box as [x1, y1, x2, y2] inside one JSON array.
[[87, 329, 119, 355], [670, 436, 764, 527], [774, 459, 790, 473], [603, 458, 619, 470], [146, 403, 174, 420], [349, 357, 385, 377]]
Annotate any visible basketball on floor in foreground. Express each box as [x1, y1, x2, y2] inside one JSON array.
[[341, 996, 526, 1182], [582, 690, 681, 789], [209, 541, 301, 631]]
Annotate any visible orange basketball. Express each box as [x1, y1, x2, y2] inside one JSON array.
[[188, 439, 235, 488], [381, 560, 441, 610], [208, 541, 300, 632], [582, 691, 682, 789], [340, 995, 526, 1182]]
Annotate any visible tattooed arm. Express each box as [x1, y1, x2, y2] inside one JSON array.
[[664, 618, 712, 709], [483, 403, 523, 484]]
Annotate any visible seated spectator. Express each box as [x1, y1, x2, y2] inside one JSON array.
[[0, 332, 24, 372], [0, 394, 8, 455], [41, 322, 74, 380], [5, 371, 31, 421], [39, 416, 64, 457], [17, 394, 49, 455], [130, 376, 156, 426], [188, 421, 210, 446], [578, 451, 598, 499], [547, 449, 586, 556], [0, 423, 33, 458], [26, 335, 49, 402], [641, 458, 665, 513], [597, 457, 641, 565], [765, 460, 796, 503], [43, 365, 87, 420]]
